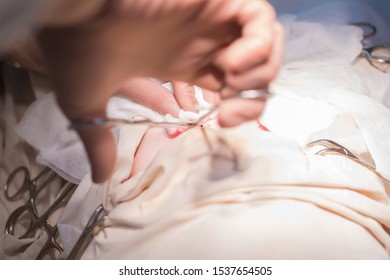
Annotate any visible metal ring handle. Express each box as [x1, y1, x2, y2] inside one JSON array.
[[4, 166, 30, 201], [350, 22, 377, 40], [364, 45, 390, 64]]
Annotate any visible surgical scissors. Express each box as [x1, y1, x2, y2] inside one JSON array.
[[351, 22, 390, 71], [69, 90, 271, 130], [4, 166, 77, 259]]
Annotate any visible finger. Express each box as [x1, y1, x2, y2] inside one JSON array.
[[55, 89, 117, 184], [77, 127, 117, 183], [217, 97, 266, 128], [172, 81, 197, 112], [56, 91, 117, 184], [215, 0, 276, 74], [173, 62, 225, 93], [222, 22, 284, 96], [116, 77, 181, 117], [202, 88, 221, 105]]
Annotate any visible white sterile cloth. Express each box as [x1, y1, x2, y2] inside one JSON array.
[[82, 123, 390, 259], [14, 83, 211, 184]]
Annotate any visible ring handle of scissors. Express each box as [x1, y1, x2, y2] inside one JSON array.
[[362, 45, 390, 64], [4, 167, 56, 201], [4, 166, 31, 201], [350, 22, 377, 40], [5, 205, 36, 238]]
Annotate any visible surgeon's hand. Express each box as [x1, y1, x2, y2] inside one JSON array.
[[37, 0, 283, 183]]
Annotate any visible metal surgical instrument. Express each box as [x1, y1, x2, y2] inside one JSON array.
[[351, 22, 390, 71], [4, 166, 77, 259], [361, 44, 390, 65], [69, 89, 271, 130]]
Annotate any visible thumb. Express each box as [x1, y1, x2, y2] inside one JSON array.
[[217, 97, 266, 128], [54, 87, 117, 183], [55, 91, 117, 184], [38, 28, 122, 183], [76, 126, 117, 183]]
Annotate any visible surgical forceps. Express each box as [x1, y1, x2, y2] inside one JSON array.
[[4, 166, 77, 259], [69, 90, 271, 130], [351, 22, 390, 71]]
